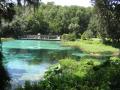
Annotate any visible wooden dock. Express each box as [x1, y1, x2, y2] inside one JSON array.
[[18, 35, 61, 41]]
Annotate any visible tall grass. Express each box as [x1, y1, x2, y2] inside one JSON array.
[[62, 39, 119, 55]]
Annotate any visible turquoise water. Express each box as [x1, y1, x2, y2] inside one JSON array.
[[2, 40, 71, 50], [2, 40, 82, 86]]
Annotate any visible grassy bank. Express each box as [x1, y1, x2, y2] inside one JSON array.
[[17, 57, 120, 90], [62, 39, 119, 56], [1, 38, 15, 42]]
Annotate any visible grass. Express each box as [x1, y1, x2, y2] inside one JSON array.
[[59, 58, 101, 77], [17, 57, 120, 90], [1, 38, 15, 42], [62, 39, 120, 56]]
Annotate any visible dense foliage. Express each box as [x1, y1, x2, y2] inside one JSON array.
[[92, 0, 120, 42], [17, 57, 120, 90], [61, 33, 76, 41], [2, 3, 93, 38]]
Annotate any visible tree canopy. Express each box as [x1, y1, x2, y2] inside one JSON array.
[[92, 0, 120, 42], [2, 4, 93, 38]]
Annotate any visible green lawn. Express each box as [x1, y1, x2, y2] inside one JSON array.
[[62, 39, 119, 56], [1, 38, 15, 42]]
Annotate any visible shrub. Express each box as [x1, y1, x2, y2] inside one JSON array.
[[16, 57, 120, 90], [62, 33, 76, 41], [81, 30, 93, 40], [110, 57, 120, 64]]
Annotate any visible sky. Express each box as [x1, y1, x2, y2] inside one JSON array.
[[42, 0, 92, 7]]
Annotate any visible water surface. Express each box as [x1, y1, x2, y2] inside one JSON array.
[[2, 40, 82, 86]]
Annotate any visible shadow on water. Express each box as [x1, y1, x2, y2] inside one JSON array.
[[5, 48, 82, 64], [0, 52, 10, 90]]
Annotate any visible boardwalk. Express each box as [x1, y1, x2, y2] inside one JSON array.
[[18, 35, 61, 41]]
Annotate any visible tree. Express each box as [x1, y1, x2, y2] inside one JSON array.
[[1, 2, 93, 38], [91, 0, 120, 42], [0, 0, 16, 52], [0, 0, 41, 89], [0, 0, 41, 44], [68, 23, 80, 33], [86, 15, 99, 38]]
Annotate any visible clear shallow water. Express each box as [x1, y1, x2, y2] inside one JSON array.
[[2, 40, 71, 50], [2, 40, 82, 86]]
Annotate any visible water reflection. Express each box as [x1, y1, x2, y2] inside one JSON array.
[[2, 40, 82, 88], [0, 52, 10, 90]]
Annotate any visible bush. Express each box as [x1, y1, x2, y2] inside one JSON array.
[[81, 30, 93, 40], [16, 57, 120, 90], [110, 57, 120, 64], [62, 33, 76, 41]]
